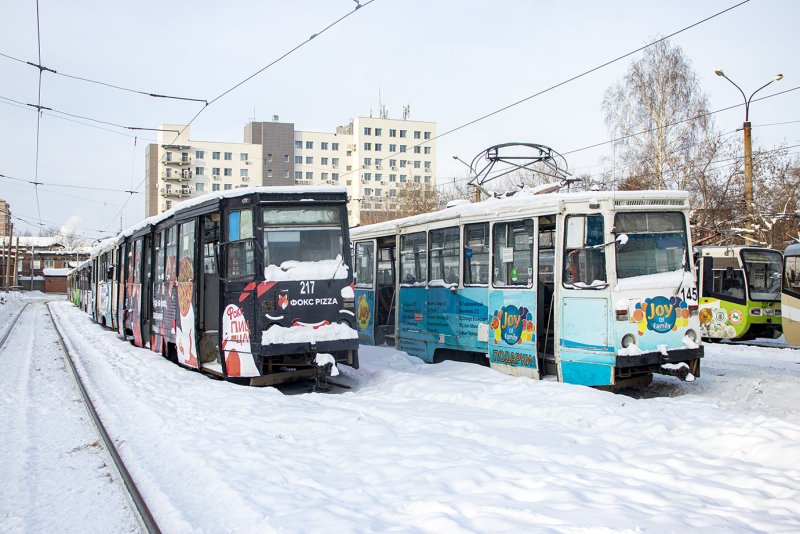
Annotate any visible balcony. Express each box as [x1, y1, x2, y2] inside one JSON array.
[[159, 186, 193, 198], [162, 170, 192, 181]]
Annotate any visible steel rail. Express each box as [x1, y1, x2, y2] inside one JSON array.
[[46, 302, 161, 534], [0, 301, 29, 349]]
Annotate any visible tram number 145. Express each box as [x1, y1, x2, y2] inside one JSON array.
[[300, 280, 316, 295], [679, 286, 698, 303]]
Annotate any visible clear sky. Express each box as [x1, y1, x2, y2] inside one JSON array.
[[1, 0, 797, 240]]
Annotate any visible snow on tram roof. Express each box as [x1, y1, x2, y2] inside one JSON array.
[[117, 186, 347, 239], [352, 189, 690, 236]]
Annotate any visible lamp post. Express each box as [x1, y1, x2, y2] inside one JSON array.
[[714, 69, 783, 230]]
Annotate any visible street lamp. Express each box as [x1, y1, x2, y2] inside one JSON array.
[[715, 69, 783, 229]]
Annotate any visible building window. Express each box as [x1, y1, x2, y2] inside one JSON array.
[[266, 153, 272, 162], [212, 167, 220, 176], [424, 131, 431, 140], [424, 146, 432, 154], [332, 173, 339, 181], [389, 144, 397, 152], [364, 158, 372, 166], [44, 259, 55, 269], [424, 161, 431, 169], [295, 140, 302, 149], [400, 160, 406, 168], [390, 189, 396, 197], [400, 145, 407, 153], [389, 129, 397, 137], [332, 157, 339, 167], [375, 127, 382, 136], [224, 152, 233, 160], [212, 152, 220, 160], [295, 171, 302, 180], [196, 182, 205, 192], [321, 157, 329, 165], [224, 168, 232, 176], [364, 188, 372, 196], [321, 172, 328, 180], [306, 156, 313, 164], [389, 159, 397, 168], [294, 156, 302, 164], [212, 184, 220, 191], [195, 167, 204, 176], [332, 142, 339, 150], [364, 143, 371, 151], [241, 153, 249, 161], [375, 143, 382, 152], [284, 154, 289, 163], [413, 146, 421, 154], [375, 188, 382, 196], [364, 173, 372, 181], [414, 175, 421, 183], [267, 170, 272, 178], [164, 151, 172, 162], [389, 174, 397, 182], [400, 130, 407, 138], [375, 173, 382, 182], [414, 161, 421, 169], [306, 171, 313, 180], [364, 127, 372, 135], [165, 200, 172, 209], [196, 150, 204, 159], [241, 169, 248, 177], [305, 141, 313, 149], [400, 175, 407, 183], [321, 142, 329, 150], [224, 184, 232, 190], [284, 170, 290, 178]]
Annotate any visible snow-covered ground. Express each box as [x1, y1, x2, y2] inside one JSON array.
[[2, 291, 800, 532]]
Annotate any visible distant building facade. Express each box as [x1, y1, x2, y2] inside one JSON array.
[[0, 199, 10, 238], [145, 115, 437, 224], [0, 236, 89, 292]]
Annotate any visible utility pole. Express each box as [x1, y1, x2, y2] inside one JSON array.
[[3, 222, 12, 289], [715, 69, 783, 230]]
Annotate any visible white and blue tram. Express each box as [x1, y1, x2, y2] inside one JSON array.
[[351, 189, 703, 388], [68, 186, 359, 386]]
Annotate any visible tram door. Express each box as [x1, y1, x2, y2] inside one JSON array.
[[199, 213, 221, 365], [536, 216, 556, 374], [354, 240, 377, 345], [141, 235, 152, 348], [376, 237, 397, 345]]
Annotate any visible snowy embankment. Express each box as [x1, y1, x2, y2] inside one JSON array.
[[23, 299, 800, 531]]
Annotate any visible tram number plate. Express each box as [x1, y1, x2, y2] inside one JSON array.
[[301, 280, 316, 294], [679, 287, 698, 303]]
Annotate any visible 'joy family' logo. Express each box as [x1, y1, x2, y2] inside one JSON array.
[[630, 296, 689, 334], [489, 305, 534, 345]]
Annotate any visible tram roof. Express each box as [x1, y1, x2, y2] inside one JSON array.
[[785, 242, 800, 256], [118, 185, 347, 239], [352, 189, 690, 237]]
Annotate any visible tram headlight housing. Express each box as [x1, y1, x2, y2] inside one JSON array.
[[749, 307, 762, 316], [621, 334, 636, 348], [775, 308, 782, 316]]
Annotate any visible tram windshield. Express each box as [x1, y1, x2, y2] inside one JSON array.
[[614, 212, 688, 280], [262, 206, 344, 268], [741, 249, 782, 301]]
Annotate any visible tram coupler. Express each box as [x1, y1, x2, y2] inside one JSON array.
[[660, 362, 695, 382]]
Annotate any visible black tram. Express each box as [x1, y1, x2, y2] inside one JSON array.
[[70, 187, 359, 385]]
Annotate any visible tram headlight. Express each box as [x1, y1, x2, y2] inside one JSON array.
[[749, 307, 762, 316], [776, 308, 782, 316], [621, 334, 636, 348]]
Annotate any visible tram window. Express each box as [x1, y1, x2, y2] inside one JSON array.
[[400, 232, 427, 285], [614, 212, 687, 279], [229, 209, 253, 241], [179, 221, 196, 277], [429, 227, 460, 285], [741, 249, 782, 301], [166, 226, 178, 283], [225, 241, 255, 278], [711, 268, 745, 301], [355, 242, 374, 287], [563, 214, 607, 288], [492, 220, 533, 287], [133, 239, 143, 284], [785, 256, 800, 298], [155, 231, 165, 283], [464, 223, 489, 286], [203, 215, 220, 274], [262, 207, 343, 266]]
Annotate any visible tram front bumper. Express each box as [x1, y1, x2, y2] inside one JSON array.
[[615, 346, 704, 379]]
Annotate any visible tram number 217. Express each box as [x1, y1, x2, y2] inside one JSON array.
[[679, 286, 698, 303], [300, 280, 316, 294]]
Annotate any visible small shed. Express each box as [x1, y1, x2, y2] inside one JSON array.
[[43, 267, 71, 294]]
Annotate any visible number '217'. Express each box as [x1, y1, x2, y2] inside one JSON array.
[[300, 280, 315, 294]]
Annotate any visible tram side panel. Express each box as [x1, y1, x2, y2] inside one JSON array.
[[783, 247, 800, 345]]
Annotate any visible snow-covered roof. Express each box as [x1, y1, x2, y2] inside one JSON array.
[[352, 189, 690, 237], [43, 267, 71, 276]]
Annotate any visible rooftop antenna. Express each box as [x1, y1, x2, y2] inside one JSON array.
[[402, 104, 410, 120]]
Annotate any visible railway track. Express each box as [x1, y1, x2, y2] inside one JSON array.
[[44, 302, 162, 534]]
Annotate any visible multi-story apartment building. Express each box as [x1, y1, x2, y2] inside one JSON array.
[[146, 125, 263, 217], [0, 199, 10, 238], [146, 116, 437, 224]]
